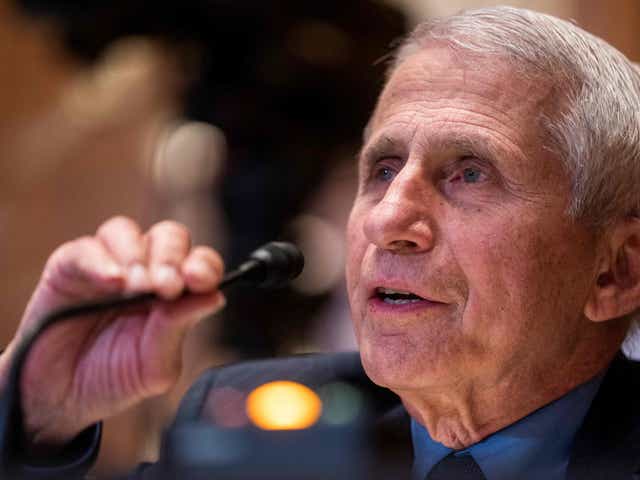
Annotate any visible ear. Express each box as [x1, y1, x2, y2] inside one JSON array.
[[585, 218, 640, 322]]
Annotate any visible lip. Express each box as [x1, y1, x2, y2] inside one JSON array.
[[364, 279, 448, 314], [367, 296, 445, 315], [365, 279, 443, 304]]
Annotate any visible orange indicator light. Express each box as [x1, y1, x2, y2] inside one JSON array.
[[246, 381, 322, 430]]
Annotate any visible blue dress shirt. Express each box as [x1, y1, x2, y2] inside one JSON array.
[[411, 373, 605, 480]]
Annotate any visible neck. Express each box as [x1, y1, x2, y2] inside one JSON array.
[[396, 326, 625, 449]]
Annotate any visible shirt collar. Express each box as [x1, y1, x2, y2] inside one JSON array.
[[411, 372, 605, 480]]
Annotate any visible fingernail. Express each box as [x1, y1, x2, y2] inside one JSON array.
[[155, 264, 179, 286], [128, 263, 149, 290]]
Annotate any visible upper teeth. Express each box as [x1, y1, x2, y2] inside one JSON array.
[[377, 288, 413, 295]]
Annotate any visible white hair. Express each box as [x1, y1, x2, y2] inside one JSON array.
[[390, 6, 640, 350], [392, 6, 640, 227]]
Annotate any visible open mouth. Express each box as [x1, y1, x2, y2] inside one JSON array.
[[375, 287, 426, 305]]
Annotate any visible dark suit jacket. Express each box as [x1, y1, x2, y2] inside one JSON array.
[[9, 351, 640, 479], [127, 351, 640, 480]]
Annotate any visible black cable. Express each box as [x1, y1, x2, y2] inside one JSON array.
[[0, 241, 303, 476]]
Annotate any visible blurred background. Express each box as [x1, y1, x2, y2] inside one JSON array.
[[0, 0, 638, 475]]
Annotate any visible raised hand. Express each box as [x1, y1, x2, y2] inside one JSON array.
[[0, 216, 225, 448]]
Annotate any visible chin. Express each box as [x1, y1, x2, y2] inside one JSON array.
[[358, 337, 437, 390], [358, 330, 471, 393]]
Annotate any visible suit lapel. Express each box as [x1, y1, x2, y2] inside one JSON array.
[[567, 353, 640, 480], [372, 402, 413, 478]]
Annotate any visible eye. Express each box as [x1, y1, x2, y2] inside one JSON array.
[[368, 158, 400, 184], [447, 161, 488, 186], [375, 165, 395, 182], [462, 167, 483, 183]]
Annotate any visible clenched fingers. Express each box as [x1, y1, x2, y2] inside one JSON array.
[[86, 217, 224, 300]]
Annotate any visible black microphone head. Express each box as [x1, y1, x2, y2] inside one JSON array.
[[248, 241, 304, 288]]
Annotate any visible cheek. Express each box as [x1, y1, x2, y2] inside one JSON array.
[[456, 237, 534, 345], [345, 206, 368, 313], [452, 215, 594, 352]]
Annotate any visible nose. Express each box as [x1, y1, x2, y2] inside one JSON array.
[[363, 165, 436, 254]]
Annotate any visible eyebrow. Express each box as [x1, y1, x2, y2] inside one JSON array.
[[427, 134, 503, 161], [357, 133, 398, 167], [358, 129, 506, 168]]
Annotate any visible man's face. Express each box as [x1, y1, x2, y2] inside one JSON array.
[[346, 46, 601, 395]]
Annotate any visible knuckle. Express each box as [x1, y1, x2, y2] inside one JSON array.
[[150, 220, 189, 237], [49, 236, 93, 263], [149, 221, 192, 255], [97, 215, 140, 237], [46, 243, 71, 269], [43, 236, 97, 282]]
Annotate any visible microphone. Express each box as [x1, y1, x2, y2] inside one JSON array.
[[221, 241, 304, 289], [0, 241, 304, 476]]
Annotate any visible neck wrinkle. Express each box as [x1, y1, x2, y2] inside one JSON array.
[[396, 327, 624, 450]]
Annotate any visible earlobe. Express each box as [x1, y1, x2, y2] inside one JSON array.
[[584, 219, 640, 322]]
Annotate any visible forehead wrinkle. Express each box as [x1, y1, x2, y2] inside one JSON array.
[[381, 52, 556, 141], [419, 117, 528, 164], [361, 79, 545, 177], [377, 115, 528, 168], [371, 87, 538, 158]]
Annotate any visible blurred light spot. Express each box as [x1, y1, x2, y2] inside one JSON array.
[[203, 387, 248, 428], [153, 121, 226, 194], [287, 21, 351, 67], [290, 215, 344, 295], [318, 382, 363, 426], [246, 381, 322, 430]]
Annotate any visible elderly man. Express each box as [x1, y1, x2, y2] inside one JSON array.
[[2, 6, 640, 479]]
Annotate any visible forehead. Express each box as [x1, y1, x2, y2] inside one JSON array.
[[366, 45, 556, 148]]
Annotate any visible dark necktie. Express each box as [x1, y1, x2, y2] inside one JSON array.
[[425, 453, 487, 480]]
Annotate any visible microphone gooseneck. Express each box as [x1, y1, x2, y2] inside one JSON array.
[[0, 241, 304, 476], [240, 241, 305, 288]]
